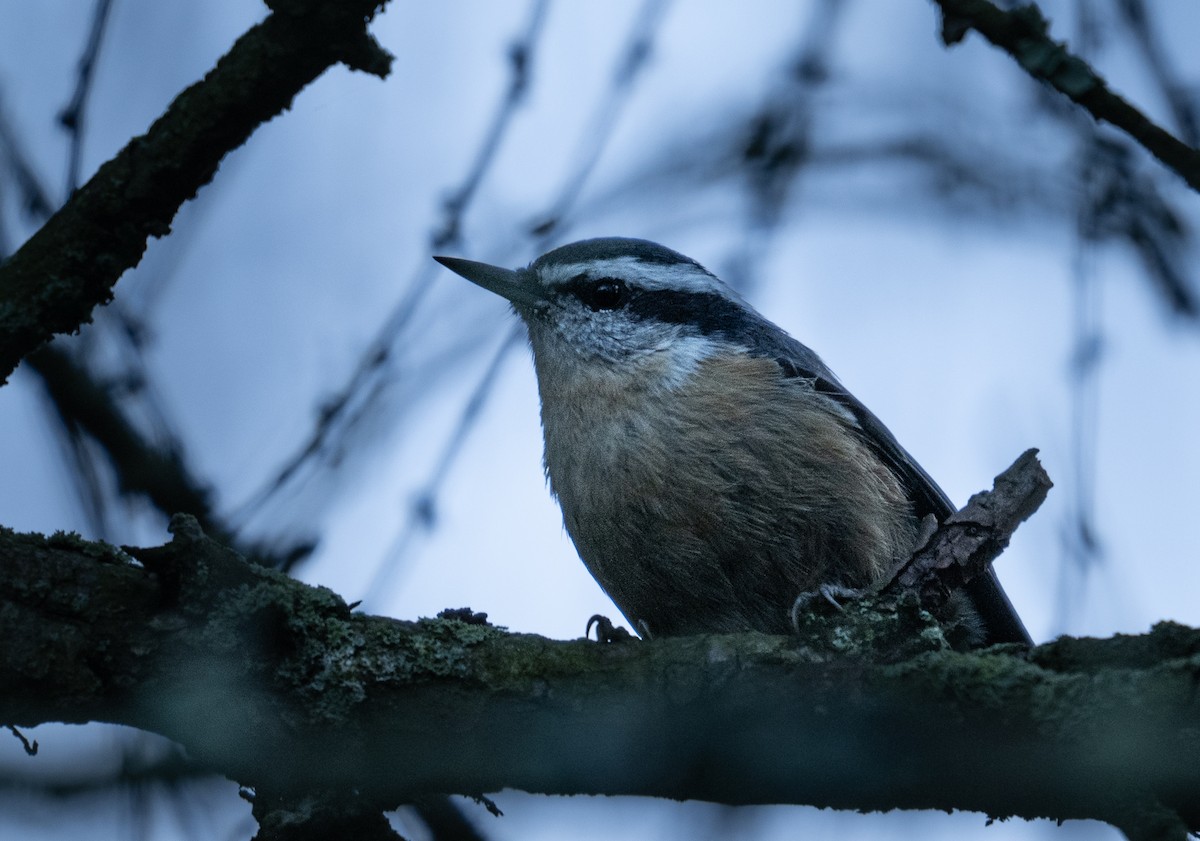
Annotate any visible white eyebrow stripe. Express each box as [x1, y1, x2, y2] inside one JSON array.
[[538, 257, 741, 299], [538, 257, 642, 286]]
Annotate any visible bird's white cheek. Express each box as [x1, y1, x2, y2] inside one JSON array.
[[656, 336, 717, 391]]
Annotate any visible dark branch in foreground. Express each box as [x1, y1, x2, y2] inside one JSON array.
[[2, 461, 1197, 837], [0, 0, 393, 384], [931, 0, 1200, 194]]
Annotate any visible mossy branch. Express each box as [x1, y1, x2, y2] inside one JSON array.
[[2, 513, 1197, 837]]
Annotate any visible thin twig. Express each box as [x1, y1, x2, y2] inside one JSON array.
[[1116, 0, 1199, 147], [235, 0, 551, 522], [5, 725, 38, 756], [720, 0, 847, 295], [361, 325, 523, 609], [891, 449, 1053, 597], [59, 0, 114, 197], [433, 0, 549, 249], [530, 0, 673, 236], [1055, 4, 1106, 633], [24, 344, 222, 539], [366, 0, 677, 592], [1014, 10, 1198, 321], [0, 91, 57, 224]]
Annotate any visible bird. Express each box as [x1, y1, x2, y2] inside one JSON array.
[[434, 237, 1030, 646]]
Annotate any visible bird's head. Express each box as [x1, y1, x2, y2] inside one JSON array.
[[434, 238, 771, 373]]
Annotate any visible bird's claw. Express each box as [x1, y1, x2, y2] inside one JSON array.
[[789, 584, 870, 632], [587, 614, 635, 643]]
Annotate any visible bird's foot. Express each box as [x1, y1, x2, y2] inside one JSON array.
[[587, 614, 636, 643], [789, 584, 870, 632]]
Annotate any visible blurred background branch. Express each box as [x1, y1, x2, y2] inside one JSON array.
[[932, 0, 1200, 192]]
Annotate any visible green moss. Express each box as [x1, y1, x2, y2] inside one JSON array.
[[789, 589, 950, 662], [185, 565, 510, 726], [45, 530, 133, 564]]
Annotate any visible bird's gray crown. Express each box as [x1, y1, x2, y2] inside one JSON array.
[[531, 237, 703, 273], [529, 237, 741, 306]]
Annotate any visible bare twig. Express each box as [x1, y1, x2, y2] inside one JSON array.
[[892, 448, 1053, 596], [5, 724, 37, 756], [718, 0, 847, 295], [23, 344, 221, 537], [529, 0, 672, 236], [0, 92, 57, 224], [433, 0, 549, 250], [236, 0, 551, 522], [58, 0, 114, 197], [1057, 5, 1109, 620], [1010, 13, 1198, 323], [362, 325, 523, 608], [931, 0, 1200, 194]]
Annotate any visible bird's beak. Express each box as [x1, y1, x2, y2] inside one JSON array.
[[433, 256, 547, 311]]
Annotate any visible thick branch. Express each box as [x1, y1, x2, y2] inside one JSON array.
[[0, 0, 393, 385], [931, 0, 1200, 194], [1, 517, 1197, 834]]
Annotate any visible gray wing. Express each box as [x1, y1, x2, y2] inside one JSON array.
[[749, 328, 1031, 646], [756, 330, 953, 519]]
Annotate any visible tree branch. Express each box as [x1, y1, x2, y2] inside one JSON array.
[[0, 0, 393, 385], [889, 448, 1050, 646], [930, 0, 1200, 194], [2, 512, 1197, 836]]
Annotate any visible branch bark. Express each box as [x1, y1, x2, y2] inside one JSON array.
[[0, 0, 393, 385], [2, 514, 1197, 836], [930, 0, 1200, 194]]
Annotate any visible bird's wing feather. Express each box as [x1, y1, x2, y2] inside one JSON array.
[[746, 330, 1031, 646], [742, 328, 954, 520]]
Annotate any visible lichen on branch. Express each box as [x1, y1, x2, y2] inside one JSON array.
[[2, 508, 1198, 835]]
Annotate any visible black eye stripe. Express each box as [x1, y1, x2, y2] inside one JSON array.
[[557, 278, 759, 340], [563, 276, 630, 311], [625, 289, 758, 339]]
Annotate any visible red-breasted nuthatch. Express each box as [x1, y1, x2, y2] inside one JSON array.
[[434, 238, 1030, 646]]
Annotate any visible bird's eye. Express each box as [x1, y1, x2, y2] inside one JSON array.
[[578, 279, 628, 311]]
